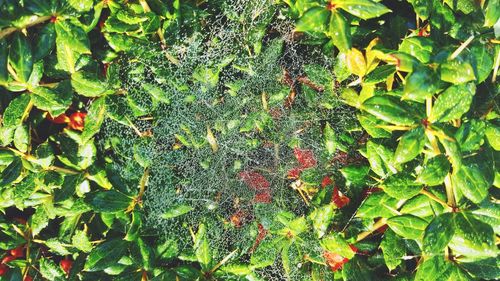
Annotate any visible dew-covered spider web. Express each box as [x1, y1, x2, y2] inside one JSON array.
[[99, 1, 362, 279]]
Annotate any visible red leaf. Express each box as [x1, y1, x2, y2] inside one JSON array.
[[0, 264, 7, 276], [254, 192, 272, 204], [68, 112, 86, 131], [47, 113, 70, 124], [239, 171, 270, 191], [332, 187, 350, 208], [293, 147, 317, 168], [323, 251, 349, 271], [9, 246, 24, 258], [321, 176, 333, 188], [250, 224, 268, 253], [287, 167, 303, 179]]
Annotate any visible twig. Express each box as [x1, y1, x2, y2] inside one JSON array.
[[356, 218, 387, 242]]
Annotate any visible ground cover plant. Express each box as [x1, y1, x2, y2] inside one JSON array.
[[0, 0, 499, 280]]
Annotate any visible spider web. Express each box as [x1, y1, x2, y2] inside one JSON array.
[[99, 1, 361, 279]]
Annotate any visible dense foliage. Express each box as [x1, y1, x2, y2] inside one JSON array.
[[0, 0, 499, 280]]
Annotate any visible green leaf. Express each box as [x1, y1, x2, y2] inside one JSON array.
[[31, 86, 72, 116], [0, 39, 8, 84], [323, 122, 337, 155], [357, 112, 391, 138], [334, 0, 391, 20], [484, 0, 500, 27], [309, 204, 335, 238], [429, 83, 475, 123], [356, 191, 399, 218], [84, 239, 129, 271], [470, 44, 494, 83], [320, 233, 355, 259], [364, 64, 396, 84], [31, 206, 49, 235], [328, 10, 351, 52], [459, 257, 500, 280], [401, 194, 444, 217], [485, 123, 500, 150], [366, 140, 395, 177], [295, 7, 329, 35], [449, 212, 497, 259], [415, 256, 453, 281], [403, 66, 440, 102], [452, 163, 490, 204], [416, 154, 450, 186], [9, 33, 33, 82], [161, 204, 194, 219], [394, 126, 425, 164], [362, 95, 417, 126], [0, 157, 22, 187], [81, 97, 106, 144], [471, 201, 500, 235], [72, 229, 93, 253], [0, 150, 15, 166], [85, 190, 132, 212], [382, 173, 423, 200], [71, 71, 111, 97], [251, 237, 282, 268], [455, 120, 485, 152], [423, 213, 455, 254], [124, 210, 142, 241], [55, 20, 90, 54], [387, 214, 428, 240], [443, 0, 477, 14], [439, 58, 476, 84], [13, 125, 29, 153], [3, 94, 31, 127], [340, 165, 369, 187], [33, 22, 56, 61], [194, 224, 211, 270], [39, 258, 65, 281], [399, 37, 434, 63], [380, 229, 405, 271]]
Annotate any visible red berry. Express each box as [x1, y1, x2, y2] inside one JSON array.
[[0, 264, 8, 276], [24, 275, 33, 281], [1, 255, 16, 264], [60, 259, 73, 274], [10, 246, 24, 258]]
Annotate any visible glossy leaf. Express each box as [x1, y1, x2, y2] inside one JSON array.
[[423, 213, 455, 254], [448, 212, 497, 258], [387, 214, 428, 240], [380, 229, 405, 271], [328, 10, 351, 52], [84, 239, 129, 271], [429, 83, 475, 123], [81, 97, 106, 143], [394, 126, 425, 164], [85, 190, 132, 212], [416, 154, 450, 186], [2, 94, 31, 127], [9, 33, 33, 82], [362, 95, 417, 126], [334, 0, 391, 20], [382, 173, 423, 199]]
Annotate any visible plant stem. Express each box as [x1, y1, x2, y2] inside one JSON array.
[[444, 174, 456, 208], [209, 249, 237, 273], [420, 189, 452, 211], [356, 218, 387, 242], [0, 15, 52, 39]]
